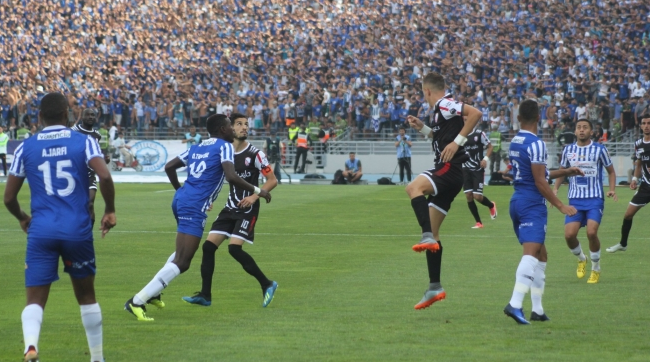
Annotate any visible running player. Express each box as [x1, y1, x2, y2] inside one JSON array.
[[4, 92, 116, 362], [405, 72, 482, 310], [183, 113, 279, 308], [606, 116, 650, 253], [504, 99, 583, 325], [462, 127, 498, 229], [71, 108, 104, 227], [553, 119, 617, 283], [124, 114, 271, 321]]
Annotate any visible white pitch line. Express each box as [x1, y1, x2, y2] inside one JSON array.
[[153, 189, 175, 193], [0, 229, 643, 240]]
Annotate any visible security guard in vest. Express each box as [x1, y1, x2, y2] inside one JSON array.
[[488, 122, 503, 174], [264, 130, 283, 184], [294, 124, 311, 174], [0, 125, 8, 176]]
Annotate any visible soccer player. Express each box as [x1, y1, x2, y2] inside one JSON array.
[[183, 113, 279, 308], [405, 72, 482, 310], [4, 92, 116, 362], [72, 108, 104, 227], [124, 114, 271, 321], [504, 99, 583, 325], [606, 116, 650, 253], [462, 127, 498, 229], [553, 119, 617, 283]]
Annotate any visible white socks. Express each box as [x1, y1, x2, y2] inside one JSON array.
[[134, 262, 181, 305], [570, 244, 586, 261], [509, 255, 539, 309], [22, 304, 43, 354], [165, 252, 176, 265], [590, 250, 601, 272], [81, 303, 103, 362], [531, 262, 547, 315]]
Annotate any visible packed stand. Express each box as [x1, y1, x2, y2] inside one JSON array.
[[0, 0, 649, 146]]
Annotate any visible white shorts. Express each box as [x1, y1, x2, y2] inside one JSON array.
[[114, 114, 122, 126]]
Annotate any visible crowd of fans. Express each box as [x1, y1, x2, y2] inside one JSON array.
[[0, 0, 649, 144]]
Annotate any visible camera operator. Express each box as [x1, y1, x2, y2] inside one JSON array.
[[264, 130, 283, 184], [395, 126, 412, 184]]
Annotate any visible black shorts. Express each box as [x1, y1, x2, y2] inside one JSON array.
[[421, 162, 464, 215], [209, 209, 259, 244], [462, 168, 485, 194], [89, 174, 98, 191], [630, 183, 650, 207]]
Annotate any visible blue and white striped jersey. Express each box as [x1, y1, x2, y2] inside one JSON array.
[[509, 130, 549, 202], [176, 137, 234, 213], [560, 141, 612, 199]]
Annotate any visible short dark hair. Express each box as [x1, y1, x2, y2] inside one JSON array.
[[575, 119, 593, 130], [206, 114, 231, 135], [39, 92, 68, 126], [229, 112, 246, 121], [518, 99, 540, 124], [422, 72, 445, 91], [349, 152, 356, 155]]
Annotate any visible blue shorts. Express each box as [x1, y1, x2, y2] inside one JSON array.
[[509, 198, 547, 244], [25, 237, 96, 287], [172, 197, 207, 238], [565, 198, 604, 227]]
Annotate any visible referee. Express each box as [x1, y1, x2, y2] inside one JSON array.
[[405, 72, 482, 310], [395, 126, 412, 184]]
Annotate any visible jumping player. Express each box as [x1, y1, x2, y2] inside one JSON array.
[[4, 93, 116, 362], [71, 108, 104, 227], [504, 99, 583, 325], [606, 116, 650, 253], [405, 72, 482, 310], [462, 127, 498, 229], [124, 114, 271, 321], [183, 113, 279, 308], [553, 119, 617, 284]]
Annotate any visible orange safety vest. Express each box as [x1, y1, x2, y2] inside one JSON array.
[[296, 132, 309, 148]]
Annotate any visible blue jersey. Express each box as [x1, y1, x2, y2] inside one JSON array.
[[509, 130, 549, 202], [560, 141, 612, 199], [9, 126, 103, 241], [176, 137, 234, 213]]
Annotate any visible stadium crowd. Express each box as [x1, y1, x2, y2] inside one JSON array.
[[0, 0, 649, 143]]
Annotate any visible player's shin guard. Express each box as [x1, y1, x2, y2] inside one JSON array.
[[531, 262, 546, 315], [426, 241, 443, 284], [134, 263, 181, 305], [621, 218, 633, 247], [509, 255, 538, 309], [411, 195, 432, 234], [228, 244, 271, 290], [467, 201, 481, 223], [21, 304, 43, 354], [80, 303, 103, 362], [200, 241, 219, 298], [590, 250, 601, 272], [479, 196, 494, 209]]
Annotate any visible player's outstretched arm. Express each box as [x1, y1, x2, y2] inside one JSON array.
[[549, 167, 584, 180], [165, 157, 186, 190], [238, 165, 278, 208], [3, 175, 31, 233], [89, 157, 116, 238], [552, 166, 566, 195], [222, 161, 271, 203], [532, 164, 577, 216]]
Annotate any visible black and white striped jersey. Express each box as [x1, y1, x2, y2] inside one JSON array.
[[425, 93, 469, 165], [71, 124, 102, 183], [634, 138, 650, 184], [223, 143, 271, 215], [462, 130, 490, 171]]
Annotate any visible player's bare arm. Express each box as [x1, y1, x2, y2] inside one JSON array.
[[553, 166, 566, 195], [440, 104, 482, 163], [165, 157, 186, 190], [89, 156, 116, 238], [533, 164, 580, 215], [3, 175, 31, 233], [605, 164, 618, 201], [481, 142, 493, 169], [630, 159, 641, 190], [406, 115, 430, 137], [222, 161, 271, 203], [238, 163, 278, 208]]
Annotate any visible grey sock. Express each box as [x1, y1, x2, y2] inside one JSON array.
[[421, 232, 434, 240], [428, 282, 442, 291]]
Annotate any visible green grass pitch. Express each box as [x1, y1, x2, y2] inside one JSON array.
[[1, 183, 649, 362]]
